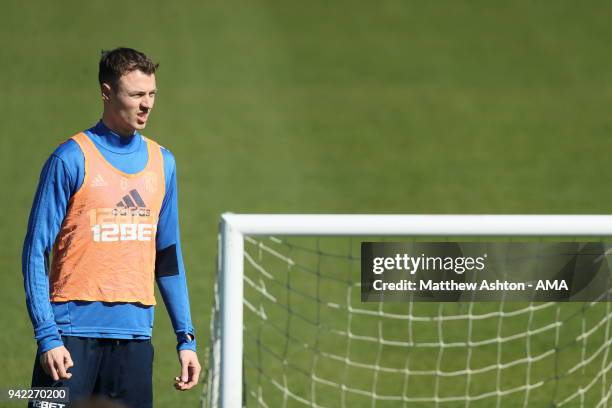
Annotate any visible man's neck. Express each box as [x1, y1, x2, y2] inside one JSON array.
[[101, 115, 135, 138], [91, 120, 141, 153]]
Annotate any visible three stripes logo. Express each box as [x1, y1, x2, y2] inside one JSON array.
[[91, 173, 108, 187], [116, 189, 147, 209]]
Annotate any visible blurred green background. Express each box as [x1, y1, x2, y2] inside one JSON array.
[[2, 0, 612, 406]]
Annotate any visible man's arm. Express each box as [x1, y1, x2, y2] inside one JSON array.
[[156, 149, 196, 350], [22, 154, 73, 353], [156, 148, 201, 389], [22, 151, 78, 381]]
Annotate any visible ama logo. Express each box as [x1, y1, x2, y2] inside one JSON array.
[[89, 189, 157, 242]]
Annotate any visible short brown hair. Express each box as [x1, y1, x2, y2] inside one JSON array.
[[98, 47, 159, 87]]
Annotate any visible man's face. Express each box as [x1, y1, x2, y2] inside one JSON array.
[[103, 70, 157, 134]]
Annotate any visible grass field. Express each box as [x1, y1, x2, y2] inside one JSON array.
[[2, 1, 612, 407]]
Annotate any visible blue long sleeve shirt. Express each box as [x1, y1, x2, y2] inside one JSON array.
[[22, 121, 196, 353]]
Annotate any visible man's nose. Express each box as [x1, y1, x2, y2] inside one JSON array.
[[141, 96, 153, 110]]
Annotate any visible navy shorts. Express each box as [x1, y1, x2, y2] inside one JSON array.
[[30, 336, 153, 408]]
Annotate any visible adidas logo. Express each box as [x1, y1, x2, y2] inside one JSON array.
[[117, 189, 147, 208], [91, 173, 108, 187]]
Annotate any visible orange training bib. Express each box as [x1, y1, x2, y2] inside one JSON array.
[[49, 132, 165, 305]]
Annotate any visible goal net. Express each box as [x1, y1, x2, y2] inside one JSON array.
[[202, 214, 612, 408]]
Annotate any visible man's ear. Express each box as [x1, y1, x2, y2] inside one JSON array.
[[101, 83, 112, 102]]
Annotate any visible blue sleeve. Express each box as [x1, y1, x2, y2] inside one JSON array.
[[22, 143, 81, 353], [155, 148, 196, 352]]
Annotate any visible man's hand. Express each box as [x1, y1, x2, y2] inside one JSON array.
[[39, 346, 73, 381], [174, 349, 201, 391]]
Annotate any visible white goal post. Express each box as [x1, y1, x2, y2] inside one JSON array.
[[206, 214, 612, 408]]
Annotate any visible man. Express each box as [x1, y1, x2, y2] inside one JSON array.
[[22, 47, 201, 408]]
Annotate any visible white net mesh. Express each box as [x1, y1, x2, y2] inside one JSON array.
[[204, 235, 612, 408]]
